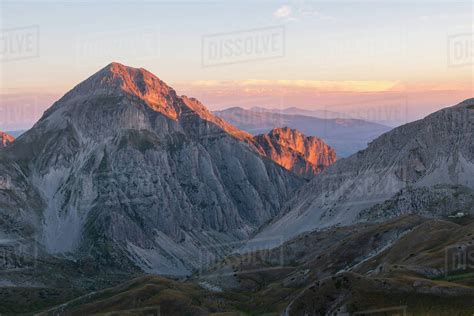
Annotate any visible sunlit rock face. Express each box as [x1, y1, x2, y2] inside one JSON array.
[[0, 62, 303, 275], [254, 127, 336, 179], [0, 131, 14, 148]]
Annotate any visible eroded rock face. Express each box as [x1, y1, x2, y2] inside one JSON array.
[[0, 131, 14, 148], [0, 62, 303, 275], [254, 127, 336, 178]]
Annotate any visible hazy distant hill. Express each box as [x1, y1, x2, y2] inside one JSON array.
[[6, 130, 26, 138], [250, 106, 347, 120]]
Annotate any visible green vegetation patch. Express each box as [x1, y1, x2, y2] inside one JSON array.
[[434, 272, 474, 282]]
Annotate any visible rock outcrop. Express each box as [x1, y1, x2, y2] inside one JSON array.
[[254, 127, 336, 178], [0, 131, 14, 148]]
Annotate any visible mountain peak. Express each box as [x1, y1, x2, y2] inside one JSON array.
[[98, 62, 159, 88], [45, 62, 180, 121], [93, 62, 176, 113], [38, 63, 256, 144]]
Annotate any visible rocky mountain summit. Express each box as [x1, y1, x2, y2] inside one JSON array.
[[0, 131, 14, 148], [254, 127, 336, 178], [0, 62, 303, 275], [253, 98, 474, 247]]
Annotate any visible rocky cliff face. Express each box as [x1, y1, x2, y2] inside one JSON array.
[[252, 98, 474, 247], [254, 127, 336, 178], [0, 131, 14, 148], [1, 62, 303, 275]]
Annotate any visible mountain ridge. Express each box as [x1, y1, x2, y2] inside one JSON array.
[[251, 98, 474, 247]]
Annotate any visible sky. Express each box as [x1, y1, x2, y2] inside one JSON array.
[[0, 0, 473, 130]]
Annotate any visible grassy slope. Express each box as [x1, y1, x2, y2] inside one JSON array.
[[34, 215, 474, 315]]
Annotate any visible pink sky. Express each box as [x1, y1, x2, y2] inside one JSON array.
[[1, 2, 472, 130], [1, 78, 471, 130]]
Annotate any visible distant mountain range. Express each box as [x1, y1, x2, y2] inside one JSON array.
[[249, 106, 348, 120], [214, 107, 392, 157], [5, 130, 26, 138]]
